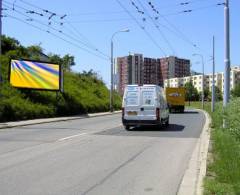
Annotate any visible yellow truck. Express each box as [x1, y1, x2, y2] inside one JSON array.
[[165, 87, 185, 113]]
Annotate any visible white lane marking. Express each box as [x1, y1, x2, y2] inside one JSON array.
[[58, 133, 88, 141]]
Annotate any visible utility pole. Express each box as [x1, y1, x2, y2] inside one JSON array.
[[223, 0, 230, 128], [202, 57, 204, 110], [223, 0, 230, 107], [211, 36, 215, 112], [0, 0, 2, 82]]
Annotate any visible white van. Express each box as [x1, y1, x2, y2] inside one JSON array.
[[122, 84, 169, 130]]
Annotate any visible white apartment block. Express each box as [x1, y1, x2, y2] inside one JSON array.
[[164, 66, 240, 92]]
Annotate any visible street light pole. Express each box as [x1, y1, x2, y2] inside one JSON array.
[[110, 40, 113, 112], [189, 63, 192, 106], [110, 28, 129, 112], [193, 54, 204, 109], [212, 36, 215, 112]]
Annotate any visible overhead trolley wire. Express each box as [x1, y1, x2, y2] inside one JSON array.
[[39, 0, 217, 16], [148, 1, 224, 56], [19, 0, 60, 17], [164, 2, 225, 16], [65, 22, 109, 58], [115, 0, 167, 56], [3, 3, 94, 49], [147, 0, 200, 50], [148, 0, 218, 10], [3, 0, 110, 59], [134, 0, 176, 55], [4, 13, 110, 61]]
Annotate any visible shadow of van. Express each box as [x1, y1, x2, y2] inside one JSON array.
[[130, 124, 185, 132]]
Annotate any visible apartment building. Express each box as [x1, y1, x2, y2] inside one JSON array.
[[143, 58, 161, 85], [221, 67, 240, 92], [116, 56, 128, 95], [128, 53, 143, 85], [159, 56, 190, 86], [164, 66, 240, 92], [116, 53, 143, 95], [116, 54, 191, 95]]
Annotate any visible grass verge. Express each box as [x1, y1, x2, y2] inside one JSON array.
[[187, 99, 240, 194]]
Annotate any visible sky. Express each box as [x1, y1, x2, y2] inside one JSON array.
[[2, 0, 240, 87]]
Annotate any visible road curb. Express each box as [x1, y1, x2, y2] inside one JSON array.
[[177, 109, 211, 195], [0, 111, 121, 129]]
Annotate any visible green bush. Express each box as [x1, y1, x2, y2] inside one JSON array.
[[0, 71, 122, 122], [0, 35, 122, 122], [0, 96, 55, 121], [224, 98, 240, 140]]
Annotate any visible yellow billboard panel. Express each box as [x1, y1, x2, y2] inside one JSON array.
[[10, 59, 60, 91]]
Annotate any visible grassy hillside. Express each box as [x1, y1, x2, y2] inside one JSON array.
[[0, 35, 122, 122]]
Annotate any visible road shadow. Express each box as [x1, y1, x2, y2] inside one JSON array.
[[95, 109, 204, 138], [171, 111, 199, 114], [94, 123, 190, 138], [130, 124, 184, 132]]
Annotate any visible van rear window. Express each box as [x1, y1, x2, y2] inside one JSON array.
[[126, 91, 139, 106], [142, 91, 155, 106]]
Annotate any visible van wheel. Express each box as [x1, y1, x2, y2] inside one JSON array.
[[125, 125, 130, 130]]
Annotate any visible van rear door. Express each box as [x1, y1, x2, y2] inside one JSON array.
[[124, 87, 140, 120], [138, 87, 157, 121]]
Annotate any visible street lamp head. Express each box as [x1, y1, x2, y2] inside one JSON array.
[[111, 28, 130, 41], [120, 28, 130, 32]]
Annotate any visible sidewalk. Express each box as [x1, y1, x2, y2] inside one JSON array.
[[0, 111, 121, 129]]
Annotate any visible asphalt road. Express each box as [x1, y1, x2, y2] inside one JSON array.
[[0, 110, 205, 195]]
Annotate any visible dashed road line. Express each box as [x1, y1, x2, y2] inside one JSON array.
[[58, 133, 88, 141]]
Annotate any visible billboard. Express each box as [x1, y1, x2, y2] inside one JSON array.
[[9, 59, 61, 91]]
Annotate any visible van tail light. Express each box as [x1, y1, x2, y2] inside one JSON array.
[[122, 107, 125, 118], [156, 108, 160, 121]]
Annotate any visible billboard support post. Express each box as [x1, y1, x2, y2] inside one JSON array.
[[0, 0, 2, 82]]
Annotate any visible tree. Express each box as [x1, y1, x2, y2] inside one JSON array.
[[1, 35, 20, 54], [184, 81, 199, 101], [62, 54, 75, 71], [27, 45, 43, 54], [48, 54, 75, 71], [26, 45, 43, 60], [231, 83, 240, 97], [212, 86, 223, 101], [207, 86, 223, 101], [204, 88, 211, 101], [48, 54, 63, 65]]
